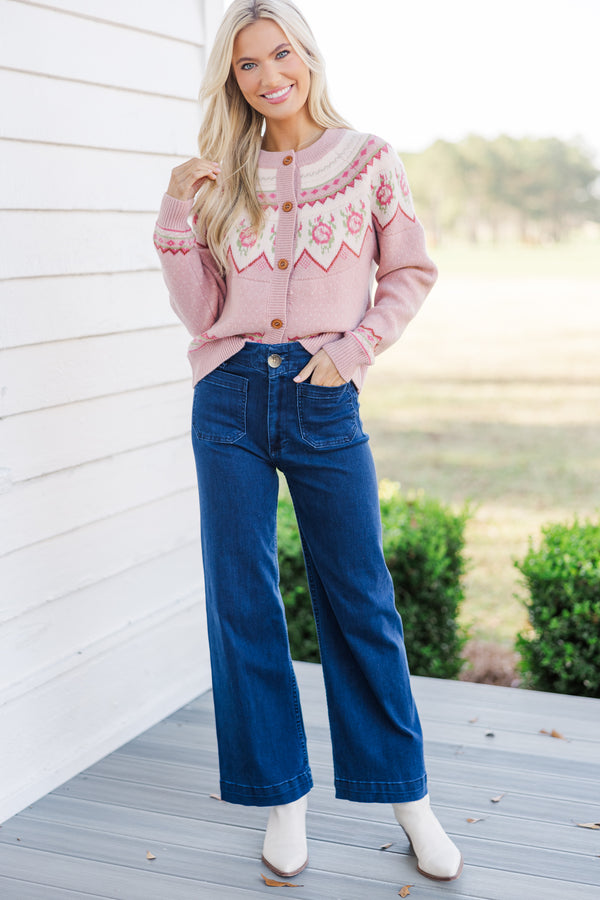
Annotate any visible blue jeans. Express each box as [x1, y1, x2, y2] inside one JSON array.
[[191, 342, 427, 807]]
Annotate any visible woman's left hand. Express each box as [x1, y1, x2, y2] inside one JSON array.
[[293, 349, 346, 387]]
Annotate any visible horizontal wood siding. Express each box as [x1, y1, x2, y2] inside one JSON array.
[[0, 0, 220, 823]]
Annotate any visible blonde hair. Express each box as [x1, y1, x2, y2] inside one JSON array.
[[192, 0, 349, 272]]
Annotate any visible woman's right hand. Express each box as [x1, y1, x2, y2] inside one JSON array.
[[166, 158, 221, 201]]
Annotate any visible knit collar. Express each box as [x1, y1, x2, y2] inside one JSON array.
[[258, 128, 346, 169]]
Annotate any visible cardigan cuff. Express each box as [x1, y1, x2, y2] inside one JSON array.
[[157, 193, 195, 231], [322, 332, 372, 383]]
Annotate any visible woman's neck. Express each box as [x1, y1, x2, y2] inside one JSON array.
[[261, 117, 324, 153]]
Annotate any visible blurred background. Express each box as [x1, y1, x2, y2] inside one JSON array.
[[293, 0, 600, 683]]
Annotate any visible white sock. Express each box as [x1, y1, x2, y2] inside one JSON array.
[[393, 795, 463, 880]]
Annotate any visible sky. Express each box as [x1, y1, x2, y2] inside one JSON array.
[[249, 0, 600, 161]]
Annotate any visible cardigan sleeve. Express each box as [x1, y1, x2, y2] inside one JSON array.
[[153, 193, 226, 337], [322, 144, 437, 383]]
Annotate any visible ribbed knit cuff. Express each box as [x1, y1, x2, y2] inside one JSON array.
[[322, 332, 372, 383], [157, 193, 195, 231]]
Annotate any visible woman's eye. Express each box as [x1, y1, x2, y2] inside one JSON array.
[[241, 62, 255, 71], [275, 50, 290, 59]]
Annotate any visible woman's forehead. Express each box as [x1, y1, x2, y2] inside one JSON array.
[[233, 18, 289, 60]]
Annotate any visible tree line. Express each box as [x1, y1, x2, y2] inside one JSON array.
[[402, 135, 599, 244]]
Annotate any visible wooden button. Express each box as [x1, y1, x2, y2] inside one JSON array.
[[271, 319, 283, 329], [277, 259, 289, 270], [282, 201, 294, 212], [282, 155, 293, 165]]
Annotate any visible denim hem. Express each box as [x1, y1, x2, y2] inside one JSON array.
[[335, 774, 427, 803], [220, 768, 313, 807]]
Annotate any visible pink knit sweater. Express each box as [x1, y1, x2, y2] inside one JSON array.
[[154, 128, 437, 389]]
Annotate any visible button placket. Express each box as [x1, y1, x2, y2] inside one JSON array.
[[265, 156, 297, 340]]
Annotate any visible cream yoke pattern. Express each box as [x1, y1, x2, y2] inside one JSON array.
[[154, 128, 437, 389]]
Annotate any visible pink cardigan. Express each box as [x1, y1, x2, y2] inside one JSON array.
[[154, 128, 437, 389]]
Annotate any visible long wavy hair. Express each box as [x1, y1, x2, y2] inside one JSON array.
[[192, 0, 349, 272]]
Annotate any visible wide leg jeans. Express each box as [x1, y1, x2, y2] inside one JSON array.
[[191, 342, 427, 807]]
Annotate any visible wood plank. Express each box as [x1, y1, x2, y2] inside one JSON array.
[[0, 491, 200, 622], [0, 142, 184, 213], [0, 69, 199, 155], [1, 1, 202, 97], [25, 0, 206, 44], [0, 600, 209, 823], [0, 273, 177, 349], [3, 382, 191, 483], [0, 436, 196, 555], [0, 210, 159, 279], [411, 674, 600, 720], [0, 879, 109, 900], [0, 542, 203, 692], [418, 697, 600, 744], [1, 328, 189, 417]]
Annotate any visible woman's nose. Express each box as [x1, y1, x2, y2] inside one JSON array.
[[260, 61, 281, 89]]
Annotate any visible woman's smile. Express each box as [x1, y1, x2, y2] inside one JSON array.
[[262, 84, 294, 103]]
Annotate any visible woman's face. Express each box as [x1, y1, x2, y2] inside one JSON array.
[[232, 18, 311, 125]]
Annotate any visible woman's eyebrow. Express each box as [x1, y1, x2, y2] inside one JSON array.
[[235, 42, 291, 65]]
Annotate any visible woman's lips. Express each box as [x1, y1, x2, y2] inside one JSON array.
[[261, 84, 293, 104]]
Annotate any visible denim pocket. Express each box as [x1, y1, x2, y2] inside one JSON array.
[[296, 382, 359, 449], [192, 369, 248, 443]]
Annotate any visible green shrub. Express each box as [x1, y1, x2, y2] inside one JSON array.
[[515, 519, 600, 697], [278, 480, 469, 678]]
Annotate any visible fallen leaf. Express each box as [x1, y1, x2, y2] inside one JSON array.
[[146, 851, 156, 860], [467, 817, 483, 823], [399, 886, 413, 897], [260, 873, 303, 887], [209, 793, 223, 801], [469, 716, 479, 723], [540, 728, 566, 740], [577, 823, 600, 830], [380, 842, 393, 850], [491, 793, 505, 803]]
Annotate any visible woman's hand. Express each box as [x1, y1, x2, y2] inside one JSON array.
[[167, 158, 221, 201], [293, 349, 346, 387]]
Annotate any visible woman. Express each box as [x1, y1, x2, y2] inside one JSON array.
[[154, 0, 463, 883]]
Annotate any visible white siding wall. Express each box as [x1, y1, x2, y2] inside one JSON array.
[[0, 0, 223, 823]]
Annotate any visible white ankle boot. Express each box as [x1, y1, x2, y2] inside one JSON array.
[[261, 794, 309, 877], [393, 794, 463, 881]]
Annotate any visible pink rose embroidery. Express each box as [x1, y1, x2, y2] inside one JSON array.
[[312, 222, 333, 244], [347, 211, 364, 235], [239, 226, 257, 249], [308, 214, 336, 252], [376, 178, 394, 208], [340, 201, 366, 239]]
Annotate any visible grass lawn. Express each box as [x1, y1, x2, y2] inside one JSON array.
[[359, 239, 600, 652]]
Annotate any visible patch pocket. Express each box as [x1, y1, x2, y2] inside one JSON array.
[[297, 382, 359, 449], [192, 369, 248, 443]]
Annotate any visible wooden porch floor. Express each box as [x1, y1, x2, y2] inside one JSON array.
[[1, 661, 599, 899]]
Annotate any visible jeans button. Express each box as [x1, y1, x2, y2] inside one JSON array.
[[268, 353, 282, 368]]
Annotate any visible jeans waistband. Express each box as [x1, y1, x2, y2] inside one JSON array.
[[220, 341, 311, 376]]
